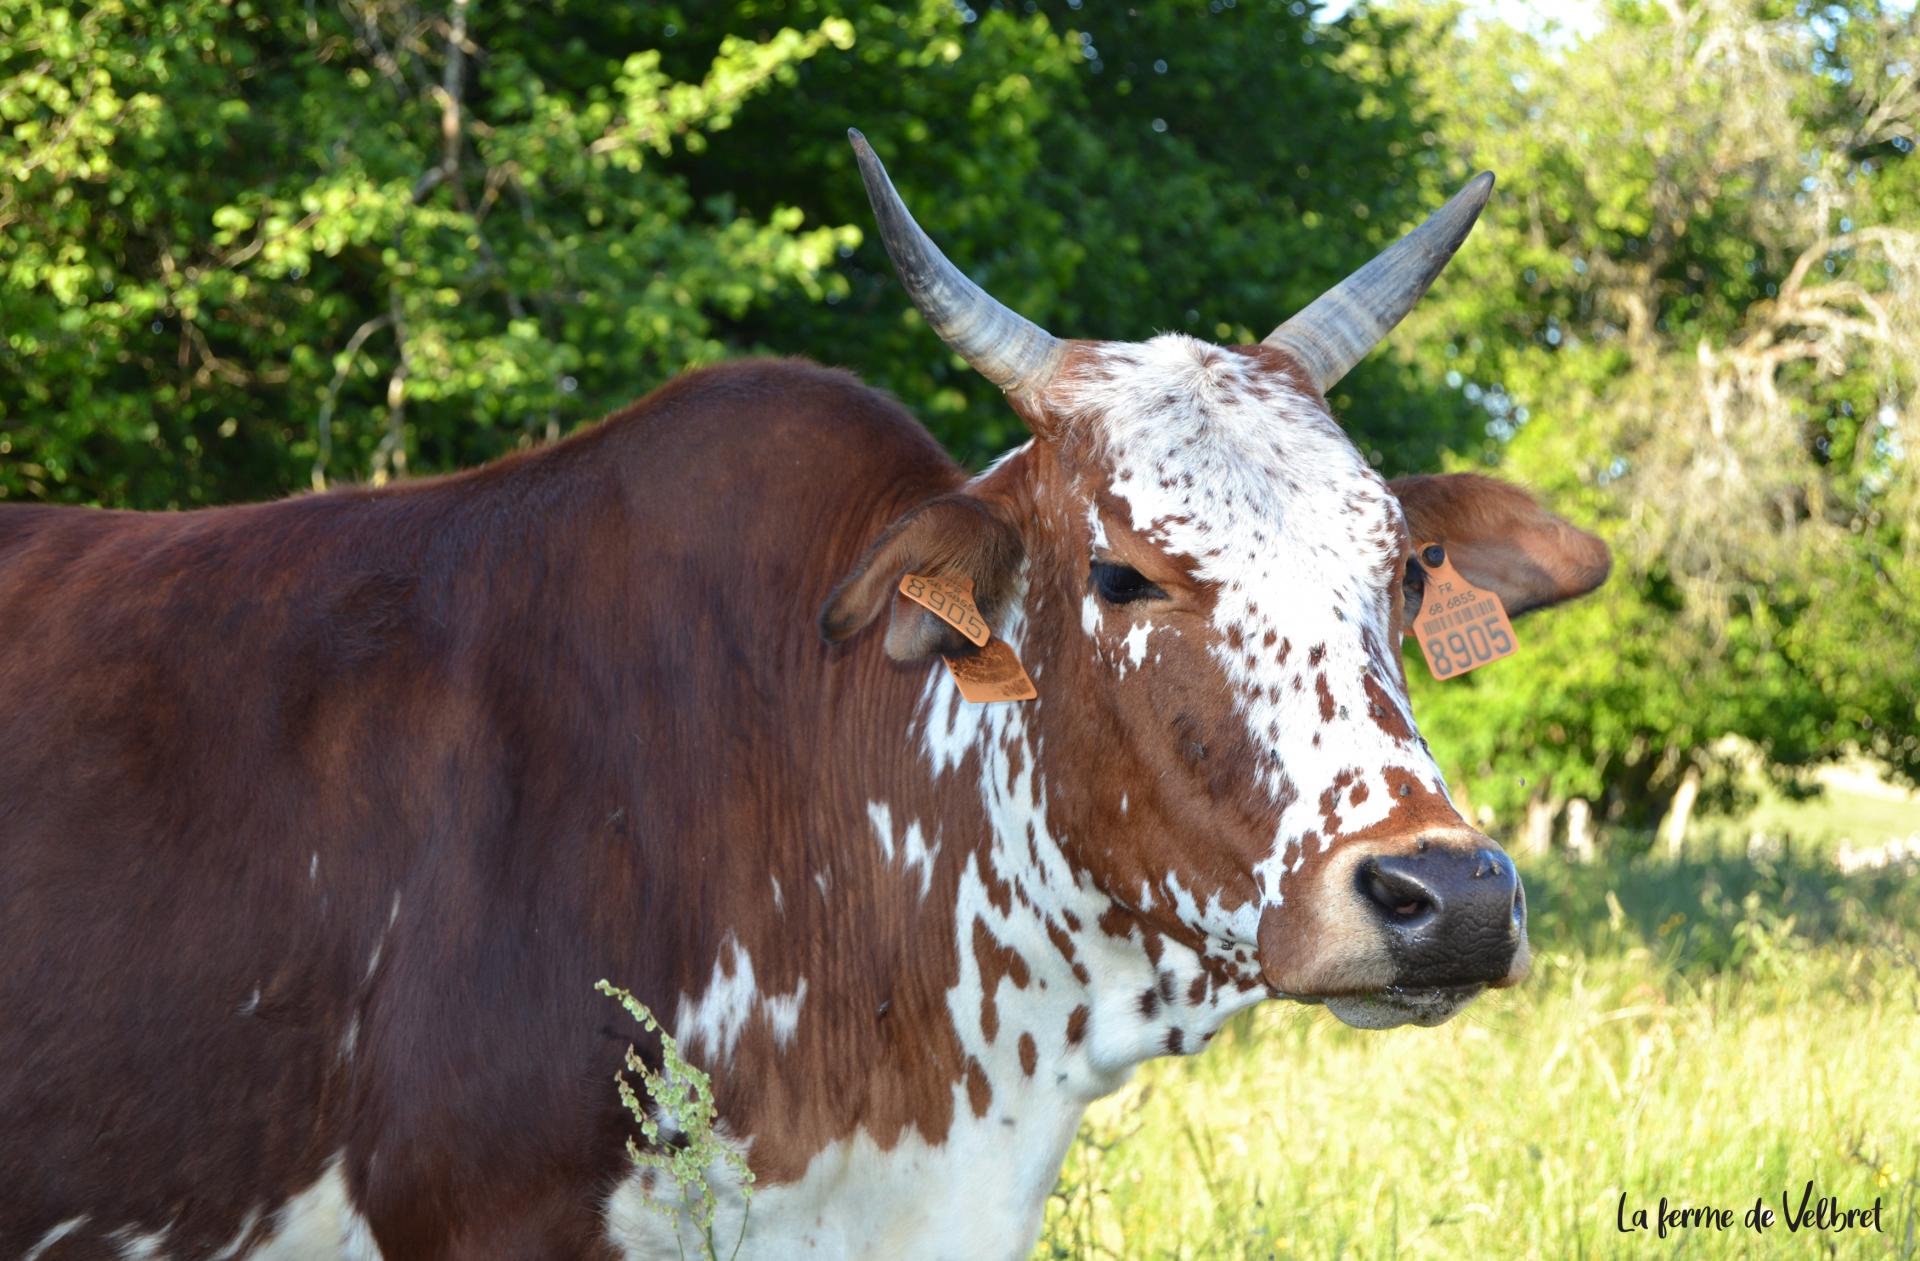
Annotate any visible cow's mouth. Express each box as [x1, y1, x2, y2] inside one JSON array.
[[1291, 984, 1486, 1029]]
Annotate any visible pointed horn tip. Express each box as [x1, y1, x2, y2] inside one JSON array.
[[847, 130, 891, 196]]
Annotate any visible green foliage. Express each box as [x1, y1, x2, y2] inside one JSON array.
[[1390, 0, 1920, 825], [596, 979, 755, 1260], [0, 0, 1478, 499], [1, 0, 858, 505]]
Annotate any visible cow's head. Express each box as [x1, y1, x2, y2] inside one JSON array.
[[824, 133, 1609, 1032]]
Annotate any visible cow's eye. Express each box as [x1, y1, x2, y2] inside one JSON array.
[[1091, 561, 1167, 605], [1403, 556, 1427, 608]]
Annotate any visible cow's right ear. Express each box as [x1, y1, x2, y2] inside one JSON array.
[[1389, 472, 1612, 616], [820, 494, 1024, 662]]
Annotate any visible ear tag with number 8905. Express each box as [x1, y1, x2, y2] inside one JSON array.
[[1408, 542, 1518, 679], [898, 573, 1036, 703], [897, 572, 991, 646]]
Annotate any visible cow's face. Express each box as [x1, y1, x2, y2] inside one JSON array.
[[1009, 336, 1616, 1028], [826, 133, 1609, 1030]]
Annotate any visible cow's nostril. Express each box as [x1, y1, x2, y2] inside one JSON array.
[[1359, 858, 1438, 924], [1359, 845, 1522, 988]]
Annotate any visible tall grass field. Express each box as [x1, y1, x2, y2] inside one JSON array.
[[1036, 832, 1920, 1259]]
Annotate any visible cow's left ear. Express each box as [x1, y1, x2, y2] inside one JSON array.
[[819, 493, 1024, 662], [1389, 472, 1611, 617]]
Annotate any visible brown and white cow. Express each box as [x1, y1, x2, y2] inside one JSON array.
[[0, 132, 1608, 1260]]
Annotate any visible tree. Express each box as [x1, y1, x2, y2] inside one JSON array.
[[1, 0, 860, 507], [1388, 0, 1920, 835]]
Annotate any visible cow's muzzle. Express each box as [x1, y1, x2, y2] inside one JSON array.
[[1257, 833, 1530, 1029]]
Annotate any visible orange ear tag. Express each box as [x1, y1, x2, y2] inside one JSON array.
[[897, 573, 991, 646], [1407, 542, 1519, 679], [942, 639, 1038, 703], [899, 573, 1037, 703]]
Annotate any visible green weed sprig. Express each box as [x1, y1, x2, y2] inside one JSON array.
[[596, 979, 755, 1260]]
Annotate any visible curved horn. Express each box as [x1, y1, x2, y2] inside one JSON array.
[[1265, 172, 1495, 393], [849, 129, 1065, 397]]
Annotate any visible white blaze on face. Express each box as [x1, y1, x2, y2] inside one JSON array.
[[1061, 336, 1449, 905]]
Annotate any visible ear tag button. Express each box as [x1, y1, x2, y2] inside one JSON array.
[[1408, 542, 1519, 679], [899, 572, 1037, 703]]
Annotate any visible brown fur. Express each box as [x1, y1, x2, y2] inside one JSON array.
[[1391, 472, 1611, 615], [0, 361, 974, 1257]]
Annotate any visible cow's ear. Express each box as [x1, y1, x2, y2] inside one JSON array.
[[819, 493, 1024, 662], [1389, 472, 1611, 617]]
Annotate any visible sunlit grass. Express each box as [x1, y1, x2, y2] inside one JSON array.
[[1036, 847, 1920, 1260]]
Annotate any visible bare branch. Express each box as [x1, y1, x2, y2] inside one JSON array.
[[312, 313, 392, 491], [370, 290, 412, 487]]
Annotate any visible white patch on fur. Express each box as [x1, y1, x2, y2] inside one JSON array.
[[1085, 501, 1110, 552], [605, 1108, 1072, 1261], [675, 938, 810, 1067], [207, 1207, 261, 1260], [867, 800, 896, 863], [24, 1218, 87, 1261], [109, 1222, 170, 1259], [762, 978, 808, 1049], [899, 818, 937, 897], [867, 799, 940, 897], [264, 1178, 375, 1260], [364, 893, 401, 984], [1078, 592, 1100, 637], [769, 875, 783, 912], [240, 1157, 383, 1260], [675, 938, 759, 1065]]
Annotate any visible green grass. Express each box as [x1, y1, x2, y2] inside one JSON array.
[[1035, 843, 1920, 1260]]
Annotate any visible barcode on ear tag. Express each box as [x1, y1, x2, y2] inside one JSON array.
[[1409, 541, 1518, 679], [898, 572, 991, 647], [943, 640, 1037, 703]]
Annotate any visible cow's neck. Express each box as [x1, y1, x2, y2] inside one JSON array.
[[612, 597, 1266, 1261], [779, 590, 1268, 1255], [611, 511, 1266, 1261]]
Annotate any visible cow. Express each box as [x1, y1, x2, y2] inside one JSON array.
[[0, 131, 1609, 1260]]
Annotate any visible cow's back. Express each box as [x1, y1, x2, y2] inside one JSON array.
[[0, 359, 959, 1257]]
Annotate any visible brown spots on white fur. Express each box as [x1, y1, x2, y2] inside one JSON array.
[[973, 918, 1033, 1044]]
